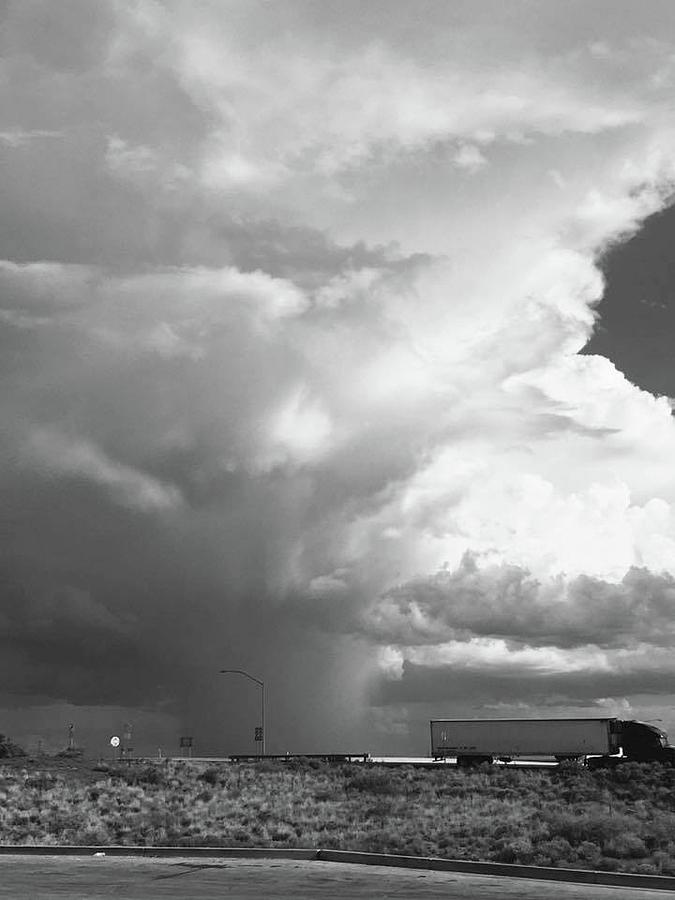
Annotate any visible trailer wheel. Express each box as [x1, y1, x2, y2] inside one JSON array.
[[457, 755, 492, 767], [555, 755, 581, 763], [586, 755, 619, 770]]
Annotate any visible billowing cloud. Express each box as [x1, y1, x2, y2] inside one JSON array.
[[4, 0, 675, 754], [367, 554, 675, 651]]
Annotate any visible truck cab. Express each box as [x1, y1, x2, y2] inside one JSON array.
[[619, 720, 675, 765]]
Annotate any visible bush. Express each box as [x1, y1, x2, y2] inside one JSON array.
[[314, 788, 341, 802], [576, 840, 602, 864], [604, 833, 648, 859], [197, 767, 220, 786], [55, 748, 84, 759], [25, 773, 56, 792], [1, 755, 675, 874], [542, 809, 620, 847], [496, 837, 534, 863], [346, 771, 398, 795], [533, 837, 574, 866], [0, 735, 26, 758], [283, 757, 325, 772], [105, 764, 165, 787]]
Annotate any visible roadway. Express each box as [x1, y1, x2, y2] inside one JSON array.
[[0, 855, 672, 899], [166, 756, 559, 768]]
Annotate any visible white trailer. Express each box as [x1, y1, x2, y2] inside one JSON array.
[[430, 718, 621, 763]]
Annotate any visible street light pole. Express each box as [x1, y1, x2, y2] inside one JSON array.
[[219, 669, 266, 755]]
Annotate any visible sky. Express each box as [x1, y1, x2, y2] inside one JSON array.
[[3, 0, 675, 757]]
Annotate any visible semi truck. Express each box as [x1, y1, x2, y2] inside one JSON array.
[[430, 717, 675, 766]]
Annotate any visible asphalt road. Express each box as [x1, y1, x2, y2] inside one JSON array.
[[0, 855, 673, 900]]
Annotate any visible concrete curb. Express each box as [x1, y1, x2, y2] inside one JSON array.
[[0, 845, 674, 890], [0, 846, 317, 860], [316, 849, 675, 890]]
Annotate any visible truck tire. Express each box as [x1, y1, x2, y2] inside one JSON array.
[[586, 755, 621, 770], [456, 755, 493, 767]]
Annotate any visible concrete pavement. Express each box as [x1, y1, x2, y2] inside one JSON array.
[[0, 855, 673, 900]]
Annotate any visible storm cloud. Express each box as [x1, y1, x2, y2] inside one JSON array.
[[4, 0, 675, 754], [367, 554, 675, 651]]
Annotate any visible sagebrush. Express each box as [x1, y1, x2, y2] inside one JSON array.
[[0, 757, 674, 874]]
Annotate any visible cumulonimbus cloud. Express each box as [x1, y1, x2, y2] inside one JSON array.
[[5, 0, 675, 750]]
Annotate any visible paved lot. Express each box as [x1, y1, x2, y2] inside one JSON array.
[[0, 855, 673, 900]]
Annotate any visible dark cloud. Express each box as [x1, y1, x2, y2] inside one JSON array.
[[182, 215, 434, 289], [366, 553, 675, 651], [375, 661, 675, 709], [0, 578, 143, 706], [4, 0, 675, 759], [0, 446, 377, 752]]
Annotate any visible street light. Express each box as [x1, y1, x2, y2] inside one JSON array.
[[219, 669, 266, 755]]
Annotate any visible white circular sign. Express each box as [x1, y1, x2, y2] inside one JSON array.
[[110, 736, 120, 748]]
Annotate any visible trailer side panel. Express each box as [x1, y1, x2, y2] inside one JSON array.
[[430, 718, 618, 758]]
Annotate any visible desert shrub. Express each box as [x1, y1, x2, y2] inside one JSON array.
[[282, 756, 310, 772], [136, 766, 165, 786], [533, 837, 575, 866], [598, 856, 621, 871], [542, 809, 621, 847], [495, 837, 534, 863], [1, 755, 675, 874], [653, 850, 675, 876], [604, 833, 648, 859], [0, 735, 26, 758], [55, 748, 84, 759], [576, 840, 602, 863], [643, 817, 675, 852], [314, 786, 342, 801], [607, 762, 655, 791], [346, 771, 398, 795], [197, 767, 220, 786], [110, 765, 165, 787], [555, 759, 587, 777], [256, 759, 283, 774], [283, 756, 325, 773], [232, 827, 252, 843], [269, 826, 294, 841], [364, 798, 395, 822], [25, 773, 56, 792]]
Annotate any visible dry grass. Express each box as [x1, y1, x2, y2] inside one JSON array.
[[0, 757, 674, 874]]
